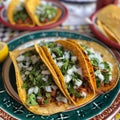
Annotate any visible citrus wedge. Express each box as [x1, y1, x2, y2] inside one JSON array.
[[0, 42, 9, 63]]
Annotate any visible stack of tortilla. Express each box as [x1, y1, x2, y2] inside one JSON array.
[[96, 5, 120, 44]]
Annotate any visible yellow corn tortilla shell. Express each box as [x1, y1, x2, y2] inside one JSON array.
[[9, 47, 70, 115], [25, 0, 62, 26], [96, 4, 120, 44], [42, 40, 96, 106], [75, 40, 119, 93], [97, 20, 120, 44], [7, 0, 34, 26]]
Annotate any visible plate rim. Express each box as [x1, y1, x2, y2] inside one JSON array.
[[0, 0, 68, 31], [1, 29, 120, 120], [89, 8, 120, 50]]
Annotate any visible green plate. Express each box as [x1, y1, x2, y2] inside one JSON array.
[[0, 30, 120, 120]]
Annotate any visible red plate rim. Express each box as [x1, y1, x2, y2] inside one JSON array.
[[0, 0, 68, 31], [89, 6, 120, 50]]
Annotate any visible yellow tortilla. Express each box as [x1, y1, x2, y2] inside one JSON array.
[[97, 20, 120, 44], [42, 40, 96, 106], [25, 0, 62, 26], [96, 4, 120, 44], [9, 47, 70, 115], [7, 0, 34, 26]]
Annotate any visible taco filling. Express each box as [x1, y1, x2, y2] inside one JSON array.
[[13, 3, 32, 24], [16, 49, 68, 106], [81, 44, 112, 88], [44, 42, 93, 102], [35, 4, 58, 23]]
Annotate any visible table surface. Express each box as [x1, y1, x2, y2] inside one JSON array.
[[0, 1, 120, 120]]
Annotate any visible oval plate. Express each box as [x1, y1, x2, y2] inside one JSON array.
[[1, 30, 120, 120], [89, 9, 120, 50], [0, 0, 68, 31]]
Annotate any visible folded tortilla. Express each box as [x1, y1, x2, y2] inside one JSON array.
[[41, 40, 96, 106], [9, 47, 70, 115], [70, 39, 119, 93], [96, 5, 120, 44], [25, 0, 62, 26], [7, 0, 34, 26]]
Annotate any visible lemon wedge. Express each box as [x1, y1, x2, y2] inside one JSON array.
[[0, 42, 9, 63]]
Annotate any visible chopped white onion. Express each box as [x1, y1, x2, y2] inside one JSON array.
[[18, 63, 27, 69], [41, 70, 51, 75], [64, 51, 70, 60], [67, 66, 77, 75], [75, 80, 82, 87], [27, 67, 33, 71], [64, 75, 72, 83], [42, 77, 48, 82], [16, 55, 25, 62], [34, 86, 39, 94], [95, 70, 104, 82], [77, 68, 83, 76], [28, 87, 34, 95], [45, 86, 52, 92], [57, 62, 63, 67], [109, 74, 112, 81], [37, 96, 42, 100], [51, 85, 58, 90], [56, 96, 67, 103], [31, 55, 39, 64], [81, 91, 87, 98], [56, 56, 64, 60], [25, 71, 30, 75], [52, 53, 56, 58], [71, 56, 77, 62]]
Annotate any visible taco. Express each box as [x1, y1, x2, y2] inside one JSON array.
[[40, 40, 96, 106], [7, 0, 34, 26], [9, 47, 70, 115], [25, 0, 62, 26], [69, 39, 119, 93]]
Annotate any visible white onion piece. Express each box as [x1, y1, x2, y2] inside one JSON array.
[[75, 80, 82, 87], [56, 56, 64, 60], [57, 62, 63, 67], [16, 55, 25, 62], [45, 86, 52, 92], [28, 87, 34, 95], [71, 56, 77, 62], [52, 53, 56, 58], [41, 70, 51, 75], [64, 52, 70, 60], [51, 85, 58, 90], [56, 96, 67, 103], [25, 71, 30, 75], [27, 67, 33, 71], [64, 75, 72, 83], [42, 77, 48, 82], [31, 55, 39, 64], [37, 96, 42, 100], [77, 68, 83, 76], [34, 86, 39, 94], [81, 92, 87, 98]]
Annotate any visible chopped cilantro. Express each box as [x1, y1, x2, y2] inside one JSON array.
[[26, 94, 38, 106]]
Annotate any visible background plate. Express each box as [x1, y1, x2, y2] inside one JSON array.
[[0, 30, 120, 120], [90, 9, 120, 50], [0, 0, 68, 31]]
